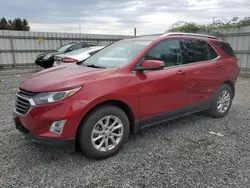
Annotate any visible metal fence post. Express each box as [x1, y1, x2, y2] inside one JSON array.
[[0, 50, 3, 69], [10, 35, 16, 68], [60, 37, 62, 46]]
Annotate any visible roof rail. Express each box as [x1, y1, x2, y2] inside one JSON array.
[[160, 32, 217, 39], [128, 33, 164, 39]]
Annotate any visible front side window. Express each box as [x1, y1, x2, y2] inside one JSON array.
[[180, 39, 209, 64], [83, 40, 151, 68], [144, 40, 181, 67]]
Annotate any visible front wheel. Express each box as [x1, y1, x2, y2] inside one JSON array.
[[207, 84, 233, 118], [78, 105, 130, 160]]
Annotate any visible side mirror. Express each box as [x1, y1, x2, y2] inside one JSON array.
[[136, 59, 165, 72]]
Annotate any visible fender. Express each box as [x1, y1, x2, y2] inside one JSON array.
[[77, 93, 140, 123]]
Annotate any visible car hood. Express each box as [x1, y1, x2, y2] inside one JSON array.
[[20, 64, 119, 92], [36, 51, 64, 60], [55, 53, 90, 61]]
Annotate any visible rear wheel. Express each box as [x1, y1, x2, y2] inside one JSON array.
[[207, 84, 233, 118], [78, 105, 130, 159]]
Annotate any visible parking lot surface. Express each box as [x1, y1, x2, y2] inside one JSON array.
[[0, 70, 250, 188]]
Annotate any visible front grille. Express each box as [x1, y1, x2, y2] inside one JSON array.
[[15, 89, 36, 115], [15, 96, 31, 115]]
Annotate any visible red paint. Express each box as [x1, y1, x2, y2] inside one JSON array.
[[15, 34, 240, 142], [141, 59, 164, 68]]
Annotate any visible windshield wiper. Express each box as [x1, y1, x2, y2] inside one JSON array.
[[85, 64, 106, 69]]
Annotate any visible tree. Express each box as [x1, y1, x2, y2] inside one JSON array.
[[167, 17, 250, 33], [236, 17, 250, 27], [0, 17, 30, 31], [7, 19, 13, 30], [168, 21, 205, 33], [0, 17, 8, 30], [22, 19, 30, 31], [12, 18, 24, 30]]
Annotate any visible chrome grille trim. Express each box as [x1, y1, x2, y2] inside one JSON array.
[[14, 93, 35, 116]]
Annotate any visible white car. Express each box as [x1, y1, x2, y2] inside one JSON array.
[[53, 46, 105, 66]]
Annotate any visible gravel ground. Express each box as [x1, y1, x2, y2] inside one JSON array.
[[0, 70, 250, 188]]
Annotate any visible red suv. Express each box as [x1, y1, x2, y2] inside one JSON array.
[[14, 33, 240, 159]]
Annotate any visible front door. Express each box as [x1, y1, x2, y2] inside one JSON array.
[[135, 39, 189, 125]]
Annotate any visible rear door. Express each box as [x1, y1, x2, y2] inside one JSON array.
[[179, 39, 222, 105], [136, 39, 189, 121]]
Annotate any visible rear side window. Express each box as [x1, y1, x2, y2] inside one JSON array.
[[180, 39, 209, 64], [216, 42, 236, 57], [70, 44, 83, 51]]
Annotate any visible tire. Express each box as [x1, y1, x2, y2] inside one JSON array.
[[78, 105, 130, 160], [207, 84, 233, 118]]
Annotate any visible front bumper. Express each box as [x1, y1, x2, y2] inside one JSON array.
[[13, 94, 88, 151], [35, 59, 54, 69], [14, 118, 75, 151]]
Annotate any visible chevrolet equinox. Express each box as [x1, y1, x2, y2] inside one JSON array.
[[14, 33, 240, 159]]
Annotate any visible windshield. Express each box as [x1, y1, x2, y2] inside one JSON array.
[[66, 46, 104, 55], [56, 44, 74, 52], [83, 40, 152, 68]]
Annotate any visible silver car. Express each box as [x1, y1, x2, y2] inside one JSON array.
[[53, 46, 105, 66]]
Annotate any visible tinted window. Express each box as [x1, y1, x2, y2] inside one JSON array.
[[208, 44, 219, 59], [180, 39, 209, 64], [216, 42, 236, 57], [144, 40, 181, 67], [70, 44, 83, 51], [56, 43, 74, 52], [82, 43, 97, 48], [89, 50, 100, 56]]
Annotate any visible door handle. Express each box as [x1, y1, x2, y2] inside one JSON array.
[[176, 70, 186, 75]]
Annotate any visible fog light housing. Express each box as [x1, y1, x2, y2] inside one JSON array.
[[50, 120, 66, 135]]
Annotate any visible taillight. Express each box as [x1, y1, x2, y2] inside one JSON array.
[[61, 57, 78, 63]]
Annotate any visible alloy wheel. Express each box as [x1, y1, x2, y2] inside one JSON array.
[[91, 116, 124, 152]]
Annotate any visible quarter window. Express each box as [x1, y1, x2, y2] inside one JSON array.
[[216, 42, 236, 57], [180, 39, 210, 64], [144, 40, 181, 67]]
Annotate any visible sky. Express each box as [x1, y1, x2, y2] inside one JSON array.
[[1, 0, 250, 35]]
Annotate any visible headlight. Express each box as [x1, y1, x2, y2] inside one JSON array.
[[33, 87, 82, 105], [43, 54, 52, 60]]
